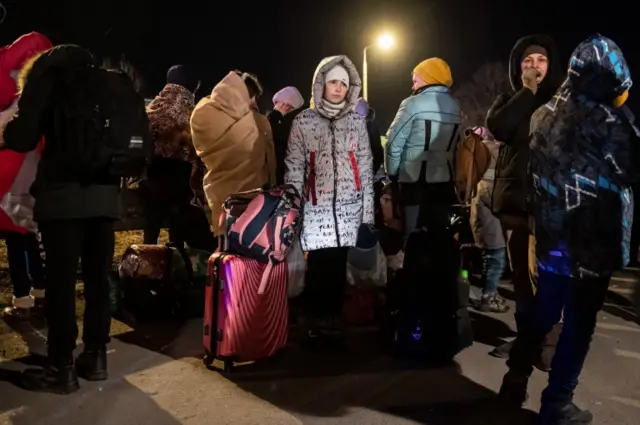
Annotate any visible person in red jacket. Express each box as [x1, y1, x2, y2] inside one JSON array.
[[0, 32, 52, 318]]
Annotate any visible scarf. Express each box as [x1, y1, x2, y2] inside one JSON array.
[[319, 99, 346, 119]]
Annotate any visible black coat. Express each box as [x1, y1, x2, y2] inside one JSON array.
[[485, 34, 563, 226], [3, 45, 126, 222], [267, 108, 301, 185]]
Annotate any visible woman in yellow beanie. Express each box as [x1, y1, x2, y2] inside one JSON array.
[[385, 56, 461, 236]]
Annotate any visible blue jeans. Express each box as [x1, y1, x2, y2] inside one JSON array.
[[6, 232, 45, 298], [482, 248, 506, 296], [507, 270, 609, 402]]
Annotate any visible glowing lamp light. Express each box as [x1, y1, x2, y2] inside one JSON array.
[[377, 33, 395, 50]]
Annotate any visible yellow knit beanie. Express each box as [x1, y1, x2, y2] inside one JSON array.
[[413, 57, 453, 88]]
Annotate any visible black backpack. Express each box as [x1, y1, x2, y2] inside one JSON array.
[[55, 66, 152, 180]]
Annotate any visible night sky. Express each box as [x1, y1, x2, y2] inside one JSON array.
[[1, 0, 638, 129]]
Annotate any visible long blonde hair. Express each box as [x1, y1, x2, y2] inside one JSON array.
[[17, 51, 45, 94]]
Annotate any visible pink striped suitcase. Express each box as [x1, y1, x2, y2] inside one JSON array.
[[203, 252, 289, 371]]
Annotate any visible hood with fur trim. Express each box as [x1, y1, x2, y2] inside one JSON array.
[[309, 55, 362, 120], [0, 32, 52, 110]]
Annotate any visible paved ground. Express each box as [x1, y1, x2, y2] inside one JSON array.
[[0, 272, 638, 425]]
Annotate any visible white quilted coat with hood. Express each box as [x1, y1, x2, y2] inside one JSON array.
[[285, 55, 374, 251]]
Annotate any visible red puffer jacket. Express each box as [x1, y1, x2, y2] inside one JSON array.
[[0, 32, 51, 234]]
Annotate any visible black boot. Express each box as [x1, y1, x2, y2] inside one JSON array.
[[490, 340, 514, 358], [76, 347, 108, 381], [21, 361, 80, 395], [538, 400, 593, 425], [498, 371, 529, 406]]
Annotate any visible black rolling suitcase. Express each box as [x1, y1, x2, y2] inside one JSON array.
[[389, 224, 473, 363]]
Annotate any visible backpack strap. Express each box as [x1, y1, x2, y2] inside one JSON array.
[[348, 151, 361, 191], [305, 150, 318, 205]]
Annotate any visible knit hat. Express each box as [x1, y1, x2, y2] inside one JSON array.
[[166, 64, 200, 93], [326, 65, 350, 87], [354, 97, 369, 117], [272, 86, 304, 109], [412, 58, 453, 88], [521, 45, 548, 62]]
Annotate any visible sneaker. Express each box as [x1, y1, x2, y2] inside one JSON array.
[[498, 371, 529, 407], [539, 401, 593, 425], [76, 348, 108, 381], [2, 306, 31, 319], [21, 363, 80, 395], [477, 295, 510, 313], [489, 340, 514, 359]]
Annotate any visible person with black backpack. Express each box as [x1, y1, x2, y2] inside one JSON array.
[[0, 44, 152, 394]]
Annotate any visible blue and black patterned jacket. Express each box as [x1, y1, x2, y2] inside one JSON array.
[[529, 34, 638, 278]]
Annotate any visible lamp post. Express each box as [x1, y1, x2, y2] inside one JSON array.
[[362, 33, 395, 101]]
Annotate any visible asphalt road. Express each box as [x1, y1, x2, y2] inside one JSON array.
[[0, 275, 638, 425]]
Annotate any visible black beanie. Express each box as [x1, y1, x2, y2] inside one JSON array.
[[166, 64, 200, 93], [521, 45, 548, 62]]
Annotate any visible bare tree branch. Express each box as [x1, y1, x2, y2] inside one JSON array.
[[454, 62, 511, 128]]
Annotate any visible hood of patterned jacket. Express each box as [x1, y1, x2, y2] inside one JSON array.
[[309, 55, 362, 120], [529, 34, 636, 278]]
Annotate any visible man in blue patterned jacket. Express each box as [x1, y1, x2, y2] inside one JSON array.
[[500, 34, 637, 425]]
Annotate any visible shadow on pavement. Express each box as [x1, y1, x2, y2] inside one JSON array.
[[113, 317, 186, 352], [602, 290, 639, 325], [0, 358, 184, 425], [469, 310, 517, 348], [215, 329, 535, 423], [385, 399, 538, 425]]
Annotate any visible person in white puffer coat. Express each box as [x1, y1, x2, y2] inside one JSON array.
[[285, 55, 374, 342]]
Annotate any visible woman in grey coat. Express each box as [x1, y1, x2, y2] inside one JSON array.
[[469, 127, 509, 313], [285, 55, 374, 342]]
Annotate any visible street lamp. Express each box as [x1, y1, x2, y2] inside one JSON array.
[[363, 33, 395, 100]]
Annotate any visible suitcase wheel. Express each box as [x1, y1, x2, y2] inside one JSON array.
[[203, 353, 214, 367]]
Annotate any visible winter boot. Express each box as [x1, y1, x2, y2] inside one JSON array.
[[21, 359, 79, 395], [490, 339, 514, 358], [498, 371, 529, 406], [538, 400, 593, 425], [76, 347, 108, 381]]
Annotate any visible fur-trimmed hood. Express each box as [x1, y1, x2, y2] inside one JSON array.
[[309, 55, 362, 120], [0, 32, 52, 109]]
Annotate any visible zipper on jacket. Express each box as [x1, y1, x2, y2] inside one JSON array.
[[330, 120, 341, 247]]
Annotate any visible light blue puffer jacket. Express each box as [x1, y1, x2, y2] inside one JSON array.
[[385, 85, 462, 183]]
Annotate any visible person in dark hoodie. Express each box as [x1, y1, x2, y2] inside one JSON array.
[[0, 44, 151, 394], [266, 86, 304, 184], [142, 65, 215, 251], [485, 34, 563, 363], [354, 97, 384, 174], [501, 34, 634, 425]]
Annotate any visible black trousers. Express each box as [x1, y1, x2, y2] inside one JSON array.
[[303, 247, 349, 319], [143, 200, 216, 252], [39, 218, 115, 363], [5, 231, 45, 298], [143, 200, 180, 245]]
